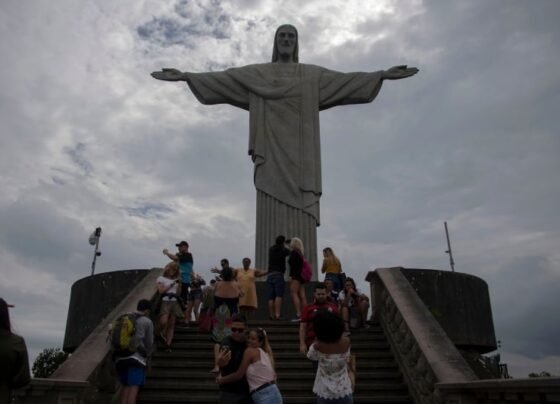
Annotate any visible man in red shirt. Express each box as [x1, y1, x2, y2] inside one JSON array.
[[299, 283, 339, 365]]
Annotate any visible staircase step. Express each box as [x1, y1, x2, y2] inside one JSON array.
[[138, 392, 412, 404], [147, 369, 404, 380], [172, 331, 387, 342], [151, 350, 395, 360], [151, 358, 400, 370], [175, 322, 383, 332], [165, 341, 390, 351], [144, 379, 408, 392], [140, 319, 411, 404]]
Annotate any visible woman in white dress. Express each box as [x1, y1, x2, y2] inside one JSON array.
[[307, 310, 353, 404], [217, 328, 283, 404]]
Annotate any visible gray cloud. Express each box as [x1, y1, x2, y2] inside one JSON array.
[[1, 0, 559, 378]]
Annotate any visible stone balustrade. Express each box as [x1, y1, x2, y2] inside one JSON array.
[[437, 377, 560, 403], [367, 267, 560, 404], [14, 268, 162, 404], [367, 267, 478, 404]]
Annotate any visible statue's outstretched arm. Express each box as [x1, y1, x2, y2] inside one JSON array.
[[382, 65, 419, 80], [151, 68, 188, 82]]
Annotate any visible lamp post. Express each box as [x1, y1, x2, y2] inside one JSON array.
[[88, 227, 102, 276]]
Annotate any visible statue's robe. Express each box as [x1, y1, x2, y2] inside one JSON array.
[[184, 63, 384, 276]]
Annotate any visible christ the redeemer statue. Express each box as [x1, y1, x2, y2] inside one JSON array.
[[152, 24, 418, 278]]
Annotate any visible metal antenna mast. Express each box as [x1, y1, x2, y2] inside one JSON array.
[[89, 227, 102, 276], [444, 221, 455, 272]]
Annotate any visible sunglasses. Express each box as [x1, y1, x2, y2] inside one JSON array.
[[231, 327, 245, 333]]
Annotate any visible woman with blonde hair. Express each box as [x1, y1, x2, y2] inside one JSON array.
[[321, 247, 342, 291], [217, 328, 282, 403], [156, 261, 183, 349], [288, 237, 308, 321]]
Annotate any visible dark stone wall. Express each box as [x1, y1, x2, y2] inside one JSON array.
[[63, 270, 150, 352], [400, 268, 497, 353]]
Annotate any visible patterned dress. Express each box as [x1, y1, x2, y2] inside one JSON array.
[[307, 344, 353, 400], [236, 268, 258, 309]]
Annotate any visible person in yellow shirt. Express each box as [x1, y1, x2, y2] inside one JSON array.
[[321, 247, 343, 291]]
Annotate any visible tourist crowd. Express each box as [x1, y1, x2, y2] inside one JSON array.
[[0, 236, 368, 404], [145, 236, 367, 403]]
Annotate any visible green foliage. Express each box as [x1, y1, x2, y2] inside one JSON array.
[[32, 348, 69, 378], [528, 371, 552, 378]]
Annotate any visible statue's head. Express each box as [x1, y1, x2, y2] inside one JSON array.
[[272, 24, 299, 63]]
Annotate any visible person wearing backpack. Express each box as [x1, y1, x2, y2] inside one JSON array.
[[288, 237, 309, 321], [113, 299, 154, 404]]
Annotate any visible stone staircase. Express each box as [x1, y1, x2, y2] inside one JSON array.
[[138, 320, 412, 403]]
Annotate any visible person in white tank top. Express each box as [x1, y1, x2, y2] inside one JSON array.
[[217, 328, 283, 404], [156, 261, 183, 349]]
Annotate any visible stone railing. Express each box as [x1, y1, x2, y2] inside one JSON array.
[[367, 268, 560, 404], [14, 268, 162, 404], [437, 377, 560, 403], [367, 267, 478, 404]]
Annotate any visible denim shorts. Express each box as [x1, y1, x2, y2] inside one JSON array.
[[325, 272, 342, 291], [187, 288, 202, 302], [116, 363, 145, 386], [251, 383, 282, 404], [267, 272, 285, 300], [180, 282, 190, 301]]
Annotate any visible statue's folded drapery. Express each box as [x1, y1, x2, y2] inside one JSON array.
[[184, 63, 384, 225]]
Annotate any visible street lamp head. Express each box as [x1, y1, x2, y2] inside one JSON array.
[[88, 233, 98, 245], [88, 227, 102, 245]]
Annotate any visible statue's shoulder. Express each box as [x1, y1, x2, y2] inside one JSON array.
[[225, 63, 270, 75], [230, 63, 270, 70], [300, 63, 329, 74]]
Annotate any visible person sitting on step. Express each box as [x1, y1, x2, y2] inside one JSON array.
[[338, 278, 370, 335]]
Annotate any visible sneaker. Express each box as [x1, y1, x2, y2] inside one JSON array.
[[290, 317, 300, 322]]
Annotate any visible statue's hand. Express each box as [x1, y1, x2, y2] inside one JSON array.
[[382, 65, 419, 80], [151, 68, 185, 81]]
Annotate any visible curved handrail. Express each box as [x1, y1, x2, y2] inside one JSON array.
[[367, 267, 477, 404], [15, 268, 162, 404]]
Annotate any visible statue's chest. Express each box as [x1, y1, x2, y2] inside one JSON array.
[[268, 65, 299, 85]]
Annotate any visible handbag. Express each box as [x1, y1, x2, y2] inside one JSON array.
[[198, 308, 213, 332]]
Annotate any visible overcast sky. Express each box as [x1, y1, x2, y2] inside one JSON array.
[[1, 0, 559, 378]]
